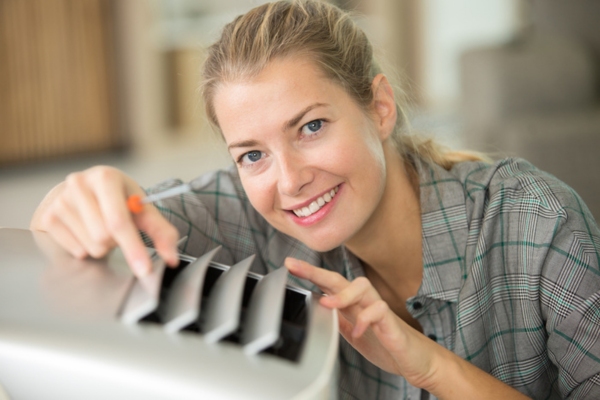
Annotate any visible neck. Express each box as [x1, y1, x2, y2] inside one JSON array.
[[345, 143, 423, 300]]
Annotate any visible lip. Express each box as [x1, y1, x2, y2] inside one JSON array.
[[286, 184, 342, 227], [286, 185, 339, 212]]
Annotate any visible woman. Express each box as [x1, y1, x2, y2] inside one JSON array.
[[31, 1, 600, 399]]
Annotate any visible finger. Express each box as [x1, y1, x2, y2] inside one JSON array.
[[134, 205, 180, 267], [352, 300, 391, 338], [31, 182, 65, 231], [65, 172, 116, 253], [337, 311, 357, 342], [51, 196, 111, 259], [322, 277, 381, 309], [42, 216, 88, 260], [285, 257, 350, 295], [91, 175, 153, 277]]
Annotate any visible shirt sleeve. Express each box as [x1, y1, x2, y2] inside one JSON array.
[[540, 193, 600, 398], [462, 158, 600, 398]]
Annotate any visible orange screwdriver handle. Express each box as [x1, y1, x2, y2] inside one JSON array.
[[127, 194, 144, 214]]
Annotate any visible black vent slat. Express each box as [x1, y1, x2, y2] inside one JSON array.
[[263, 288, 309, 362], [203, 255, 254, 343], [242, 267, 288, 355], [161, 246, 221, 333], [120, 257, 166, 325], [122, 247, 310, 362]]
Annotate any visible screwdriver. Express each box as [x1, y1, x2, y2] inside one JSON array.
[[127, 182, 196, 214]]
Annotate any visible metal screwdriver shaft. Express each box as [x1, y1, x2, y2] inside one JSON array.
[[127, 183, 192, 214]]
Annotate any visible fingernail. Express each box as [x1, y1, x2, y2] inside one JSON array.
[[134, 260, 151, 277], [320, 296, 335, 308], [164, 249, 178, 267], [74, 250, 87, 260]]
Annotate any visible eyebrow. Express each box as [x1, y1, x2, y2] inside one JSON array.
[[283, 102, 327, 131], [227, 139, 259, 151], [227, 102, 328, 151]]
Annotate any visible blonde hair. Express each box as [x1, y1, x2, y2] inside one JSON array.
[[201, 0, 488, 169]]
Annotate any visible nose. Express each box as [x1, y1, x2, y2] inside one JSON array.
[[276, 151, 314, 197]]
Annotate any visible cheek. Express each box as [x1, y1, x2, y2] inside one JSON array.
[[361, 123, 387, 169], [334, 126, 386, 177], [240, 175, 276, 216]]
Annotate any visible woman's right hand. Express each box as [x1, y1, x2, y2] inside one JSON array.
[[30, 166, 180, 277]]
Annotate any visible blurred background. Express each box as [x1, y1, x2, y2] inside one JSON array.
[[1, 0, 598, 229]]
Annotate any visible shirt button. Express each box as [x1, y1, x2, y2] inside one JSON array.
[[428, 334, 437, 341], [413, 301, 423, 310]]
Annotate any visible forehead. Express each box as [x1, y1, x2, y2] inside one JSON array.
[[212, 58, 352, 141]]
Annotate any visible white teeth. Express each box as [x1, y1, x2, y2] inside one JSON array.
[[309, 202, 319, 213], [293, 186, 339, 218]]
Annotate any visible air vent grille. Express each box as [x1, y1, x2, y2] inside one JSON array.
[[120, 247, 309, 362]]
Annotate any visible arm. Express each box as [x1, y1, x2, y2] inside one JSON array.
[[30, 166, 180, 276], [285, 257, 530, 399], [542, 223, 600, 398]]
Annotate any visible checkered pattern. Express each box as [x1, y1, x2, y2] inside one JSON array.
[[147, 157, 600, 400]]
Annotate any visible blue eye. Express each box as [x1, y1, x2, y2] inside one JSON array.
[[241, 150, 263, 164], [301, 119, 323, 135]]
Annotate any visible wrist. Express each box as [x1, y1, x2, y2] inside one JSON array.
[[419, 346, 531, 400], [413, 340, 455, 395]]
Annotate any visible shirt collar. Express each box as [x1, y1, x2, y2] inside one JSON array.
[[329, 158, 470, 304], [415, 158, 469, 303]]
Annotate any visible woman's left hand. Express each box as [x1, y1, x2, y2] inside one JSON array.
[[284, 257, 443, 389]]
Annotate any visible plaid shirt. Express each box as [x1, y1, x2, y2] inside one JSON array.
[[148, 157, 600, 400]]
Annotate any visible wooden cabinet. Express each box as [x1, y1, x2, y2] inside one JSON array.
[[0, 0, 126, 165]]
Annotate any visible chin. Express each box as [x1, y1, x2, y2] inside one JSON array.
[[296, 233, 347, 253], [305, 242, 339, 253], [274, 217, 354, 253]]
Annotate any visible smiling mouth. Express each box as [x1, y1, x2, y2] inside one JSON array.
[[292, 186, 339, 218]]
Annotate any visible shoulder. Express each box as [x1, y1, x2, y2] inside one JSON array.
[[451, 158, 600, 279], [451, 157, 563, 203], [449, 157, 595, 224], [419, 157, 591, 231]]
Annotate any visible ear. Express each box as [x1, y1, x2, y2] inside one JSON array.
[[371, 74, 397, 141]]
